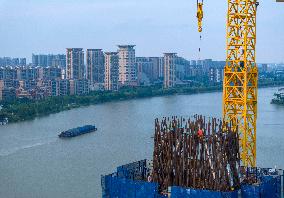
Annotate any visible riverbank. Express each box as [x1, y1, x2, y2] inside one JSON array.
[[0, 80, 283, 124], [0, 85, 220, 124]]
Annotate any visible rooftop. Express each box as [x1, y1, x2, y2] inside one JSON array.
[[117, 45, 136, 49]]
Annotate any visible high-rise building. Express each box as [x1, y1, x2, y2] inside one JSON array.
[[2, 57, 12, 67], [33, 54, 65, 68], [175, 57, 189, 81], [191, 60, 197, 66], [209, 67, 224, 83], [86, 49, 105, 85], [163, 53, 177, 88], [11, 58, 19, 66], [149, 57, 160, 82], [261, 64, 268, 73], [136, 57, 152, 85], [117, 45, 137, 87], [66, 48, 84, 80], [0, 67, 17, 80], [38, 67, 62, 80], [47, 54, 66, 68], [104, 52, 119, 91], [16, 67, 39, 81], [158, 57, 164, 79], [197, 60, 203, 66], [32, 54, 48, 67], [0, 57, 27, 67], [69, 79, 89, 95], [19, 58, 26, 66], [136, 57, 160, 85]]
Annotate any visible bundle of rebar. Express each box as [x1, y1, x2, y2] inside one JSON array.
[[152, 115, 240, 193]]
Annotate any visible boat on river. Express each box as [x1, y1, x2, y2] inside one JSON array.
[[271, 88, 284, 105], [58, 125, 97, 138], [0, 117, 8, 125]]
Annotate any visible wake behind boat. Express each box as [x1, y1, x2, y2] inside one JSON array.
[[58, 125, 97, 138]]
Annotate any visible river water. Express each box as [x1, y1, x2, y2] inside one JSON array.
[[0, 87, 283, 198]]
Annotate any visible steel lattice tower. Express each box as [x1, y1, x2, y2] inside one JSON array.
[[223, 0, 258, 167]]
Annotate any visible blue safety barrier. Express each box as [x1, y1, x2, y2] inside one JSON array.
[[241, 175, 281, 198], [117, 159, 148, 180], [171, 186, 238, 198], [101, 175, 158, 198], [102, 161, 284, 197]]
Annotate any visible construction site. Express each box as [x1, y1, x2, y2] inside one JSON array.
[[102, 0, 283, 197]]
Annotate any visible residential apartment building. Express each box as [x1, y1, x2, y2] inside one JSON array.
[[48, 54, 66, 68], [118, 45, 137, 87], [158, 57, 164, 79], [86, 49, 105, 87], [38, 67, 62, 80], [104, 52, 119, 91], [19, 58, 26, 66], [66, 48, 84, 80], [0, 80, 16, 101], [0, 67, 17, 80], [69, 79, 89, 95], [136, 57, 152, 86], [175, 57, 189, 82], [33, 54, 66, 68], [209, 67, 224, 83], [0, 57, 27, 67], [136, 57, 160, 85], [16, 67, 39, 80], [163, 53, 177, 88], [32, 54, 48, 67]]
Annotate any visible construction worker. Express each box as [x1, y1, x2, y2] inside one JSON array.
[[197, 128, 203, 138]]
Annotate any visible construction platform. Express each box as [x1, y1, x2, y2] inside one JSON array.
[[101, 159, 283, 197], [101, 115, 283, 197]]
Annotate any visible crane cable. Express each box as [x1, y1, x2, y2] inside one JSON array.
[[198, 30, 202, 61]]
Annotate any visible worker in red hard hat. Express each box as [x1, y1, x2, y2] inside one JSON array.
[[197, 128, 203, 138]]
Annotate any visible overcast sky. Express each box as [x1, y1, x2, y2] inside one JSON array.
[[0, 0, 283, 63]]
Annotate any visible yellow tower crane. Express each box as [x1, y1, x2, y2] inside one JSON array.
[[196, 0, 259, 167], [223, 0, 259, 167]]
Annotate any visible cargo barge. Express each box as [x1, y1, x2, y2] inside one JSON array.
[[271, 88, 284, 105], [58, 125, 97, 138]]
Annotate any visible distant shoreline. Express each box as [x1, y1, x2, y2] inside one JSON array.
[[0, 81, 283, 125]]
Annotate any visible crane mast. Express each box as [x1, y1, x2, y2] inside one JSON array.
[[223, 0, 258, 167]]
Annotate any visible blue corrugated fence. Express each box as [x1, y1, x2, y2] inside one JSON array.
[[102, 160, 283, 197], [102, 175, 158, 198], [241, 175, 281, 198]]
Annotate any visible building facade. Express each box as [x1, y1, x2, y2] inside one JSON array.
[[163, 53, 177, 88], [0, 57, 26, 67], [19, 58, 26, 66], [104, 52, 119, 91], [32, 54, 48, 67], [66, 48, 84, 80], [69, 79, 89, 95], [86, 49, 105, 85], [118, 45, 137, 87], [209, 67, 224, 83], [38, 67, 62, 80]]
